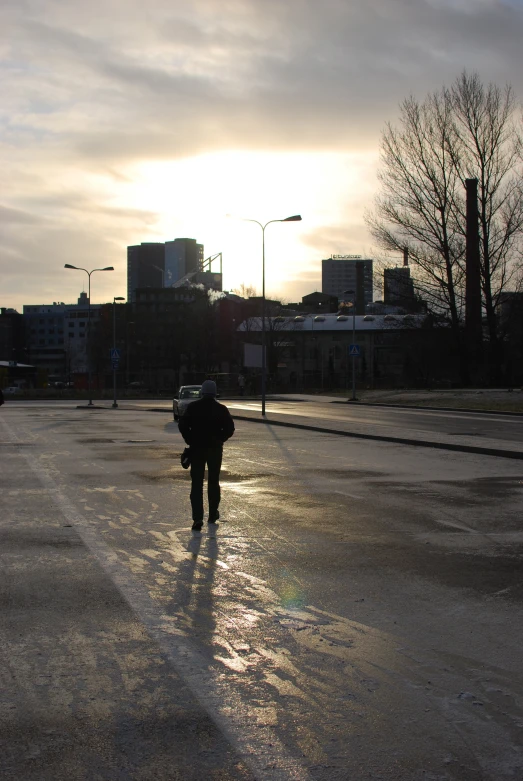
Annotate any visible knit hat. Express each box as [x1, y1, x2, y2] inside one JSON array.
[[201, 379, 217, 396]]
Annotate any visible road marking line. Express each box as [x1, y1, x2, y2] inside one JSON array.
[[334, 489, 364, 500]]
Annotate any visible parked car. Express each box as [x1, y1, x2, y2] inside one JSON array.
[[173, 385, 202, 420], [3, 387, 21, 394]]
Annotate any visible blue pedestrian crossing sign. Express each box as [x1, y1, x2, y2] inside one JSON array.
[[110, 348, 121, 369], [349, 344, 361, 356]]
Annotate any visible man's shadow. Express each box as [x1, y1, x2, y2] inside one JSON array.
[[166, 531, 220, 655]]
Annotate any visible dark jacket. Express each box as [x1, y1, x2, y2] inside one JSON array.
[[178, 396, 235, 449]]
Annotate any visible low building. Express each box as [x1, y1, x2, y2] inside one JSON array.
[[0, 360, 36, 389], [238, 312, 451, 390], [286, 292, 339, 314], [23, 293, 102, 384]]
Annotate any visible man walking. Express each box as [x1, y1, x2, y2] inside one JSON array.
[[237, 372, 245, 396], [178, 379, 235, 532]]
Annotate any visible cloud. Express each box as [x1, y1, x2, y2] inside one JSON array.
[[0, 205, 42, 225], [8, 0, 523, 166], [1, 0, 523, 310]]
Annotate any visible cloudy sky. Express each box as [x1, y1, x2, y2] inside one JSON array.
[[2, 0, 522, 311]]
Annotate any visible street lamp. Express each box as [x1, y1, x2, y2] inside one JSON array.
[[233, 214, 302, 417], [343, 289, 357, 401], [64, 264, 114, 406], [112, 297, 125, 408]]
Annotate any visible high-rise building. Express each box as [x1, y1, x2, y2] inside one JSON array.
[[322, 256, 373, 306], [127, 243, 165, 302], [384, 267, 415, 307], [164, 238, 204, 287], [0, 307, 25, 364]]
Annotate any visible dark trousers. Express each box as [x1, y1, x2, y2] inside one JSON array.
[[190, 445, 223, 522]]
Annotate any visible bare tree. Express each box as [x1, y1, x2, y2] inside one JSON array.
[[365, 86, 467, 376], [231, 283, 258, 298], [449, 72, 523, 364], [366, 71, 523, 383]]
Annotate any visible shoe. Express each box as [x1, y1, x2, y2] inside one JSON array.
[[208, 511, 220, 523], [191, 521, 203, 532]]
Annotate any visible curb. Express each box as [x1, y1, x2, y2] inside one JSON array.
[[232, 414, 523, 461], [331, 400, 523, 417]]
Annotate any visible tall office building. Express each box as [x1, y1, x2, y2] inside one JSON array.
[[127, 243, 165, 302], [164, 238, 204, 286], [322, 256, 373, 306], [384, 267, 415, 307]]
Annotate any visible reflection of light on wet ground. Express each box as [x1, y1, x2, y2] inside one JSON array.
[[241, 611, 260, 624], [278, 568, 307, 610], [214, 655, 250, 672], [227, 482, 260, 496], [280, 582, 306, 610]]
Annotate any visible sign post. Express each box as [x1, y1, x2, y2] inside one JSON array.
[[348, 343, 360, 401], [110, 347, 121, 408]]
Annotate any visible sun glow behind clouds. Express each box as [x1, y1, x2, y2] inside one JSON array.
[[118, 149, 378, 297]]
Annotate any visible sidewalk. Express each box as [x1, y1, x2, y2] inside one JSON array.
[[227, 405, 523, 460]]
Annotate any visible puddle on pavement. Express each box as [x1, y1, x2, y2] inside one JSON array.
[[132, 469, 187, 482], [99, 446, 179, 461], [131, 468, 272, 483], [372, 475, 523, 507], [308, 468, 390, 479], [433, 475, 523, 501], [77, 438, 116, 444], [0, 442, 36, 447]]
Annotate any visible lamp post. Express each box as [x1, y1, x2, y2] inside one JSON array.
[[112, 297, 125, 408], [125, 321, 135, 386], [311, 308, 325, 391], [343, 289, 357, 401], [64, 264, 114, 406], [236, 214, 302, 417]]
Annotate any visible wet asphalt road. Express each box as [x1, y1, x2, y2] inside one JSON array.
[[1, 404, 523, 780]]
